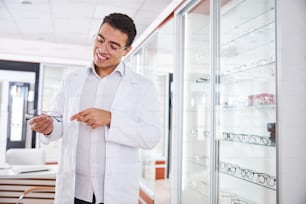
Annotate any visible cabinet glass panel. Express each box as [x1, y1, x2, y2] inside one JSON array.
[[181, 1, 211, 203], [218, 0, 276, 203]]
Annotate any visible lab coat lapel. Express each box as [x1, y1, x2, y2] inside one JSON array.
[[111, 64, 137, 108]]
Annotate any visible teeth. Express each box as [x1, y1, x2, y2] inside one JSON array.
[[97, 52, 107, 60]]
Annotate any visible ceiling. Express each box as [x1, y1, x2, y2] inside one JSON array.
[[0, 0, 175, 64]]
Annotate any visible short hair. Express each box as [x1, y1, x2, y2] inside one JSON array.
[[100, 13, 137, 47]]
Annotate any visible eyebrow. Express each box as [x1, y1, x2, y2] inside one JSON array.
[[97, 33, 122, 47]]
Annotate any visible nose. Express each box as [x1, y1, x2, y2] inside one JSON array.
[[97, 42, 108, 53]]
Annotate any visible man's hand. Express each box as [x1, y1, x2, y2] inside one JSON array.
[[28, 115, 54, 135], [70, 108, 111, 129]]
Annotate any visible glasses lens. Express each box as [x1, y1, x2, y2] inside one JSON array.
[[247, 170, 254, 179], [25, 113, 33, 120], [25, 109, 39, 120], [94, 34, 124, 54], [107, 43, 121, 52], [45, 111, 63, 122], [44, 111, 61, 117], [223, 132, 231, 140], [268, 176, 276, 186], [231, 199, 240, 204], [257, 174, 266, 184]]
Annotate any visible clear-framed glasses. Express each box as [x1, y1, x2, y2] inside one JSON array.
[[241, 168, 255, 179], [256, 173, 277, 187], [25, 110, 63, 122], [231, 199, 249, 204], [93, 34, 127, 54], [222, 132, 273, 146], [219, 161, 277, 190]]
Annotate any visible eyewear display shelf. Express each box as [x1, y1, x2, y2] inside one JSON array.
[[218, 0, 277, 204]]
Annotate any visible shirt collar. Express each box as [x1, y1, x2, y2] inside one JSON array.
[[88, 62, 125, 78]]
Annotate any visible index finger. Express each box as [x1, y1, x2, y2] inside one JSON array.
[[70, 108, 93, 121], [70, 112, 81, 121], [70, 110, 87, 121]]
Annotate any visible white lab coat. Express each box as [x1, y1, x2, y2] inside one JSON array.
[[40, 62, 161, 204]]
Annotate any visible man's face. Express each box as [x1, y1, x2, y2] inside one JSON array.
[[93, 23, 131, 72]]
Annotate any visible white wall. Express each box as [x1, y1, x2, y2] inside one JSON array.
[[277, 0, 306, 203]]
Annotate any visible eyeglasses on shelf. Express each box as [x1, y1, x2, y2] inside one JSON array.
[[222, 132, 274, 146], [220, 191, 256, 204], [219, 161, 277, 190]]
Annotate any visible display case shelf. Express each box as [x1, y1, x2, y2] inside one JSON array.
[[188, 180, 209, 197], [222, 104, 275, 110], [189, 155, 209, 168], [221, 20, 274, 48], [220, 161, 277, 191], [221, 59, 275, 77]]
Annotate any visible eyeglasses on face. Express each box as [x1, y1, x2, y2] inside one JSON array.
[[93, 34, 127, 54], [25, 110, 63, 122]]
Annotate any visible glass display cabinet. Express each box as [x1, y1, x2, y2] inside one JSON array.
[[173, 0, 277, 203], [218, 0, 276, 203]]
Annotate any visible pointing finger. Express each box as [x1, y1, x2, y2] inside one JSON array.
[[70, 113, 81, 121]]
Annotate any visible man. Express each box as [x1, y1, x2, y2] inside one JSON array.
[[29, 13, 161, 204]]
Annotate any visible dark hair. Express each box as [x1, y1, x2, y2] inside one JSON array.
[[100, 13, 137, 47]]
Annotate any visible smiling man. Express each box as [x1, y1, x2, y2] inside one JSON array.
[[29, 13, 161, 204]]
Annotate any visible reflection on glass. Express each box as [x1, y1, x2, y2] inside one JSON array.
[[127, 18, 175, 203], [181, 0, 211, 203]]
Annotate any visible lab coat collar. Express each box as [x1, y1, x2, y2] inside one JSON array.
[[121, 61, 138, 84]]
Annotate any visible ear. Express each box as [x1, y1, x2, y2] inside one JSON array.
[[123, 46, 132, 56]]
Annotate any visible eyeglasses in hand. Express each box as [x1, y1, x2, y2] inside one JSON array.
[[25, 110, 63, 122]]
